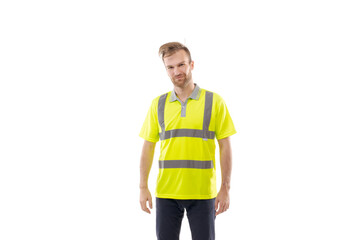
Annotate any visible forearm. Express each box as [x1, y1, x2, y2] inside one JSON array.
[[218, 137, 232, 191], [139, 140, 156, 189]]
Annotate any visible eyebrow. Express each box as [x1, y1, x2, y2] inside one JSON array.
[[166, 61, 186, 68]]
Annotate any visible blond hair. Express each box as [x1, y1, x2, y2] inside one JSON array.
[[158, 42, 192, 62]]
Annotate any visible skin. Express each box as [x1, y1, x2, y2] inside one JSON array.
[[163, 50, 195, 102], [139, 49, 233, 215], [215, 137, 232, 216], [139, 140, 155, 214]]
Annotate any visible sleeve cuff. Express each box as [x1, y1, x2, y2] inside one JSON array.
[[139, 134, 159, 143], [216, 130, 237, 140]]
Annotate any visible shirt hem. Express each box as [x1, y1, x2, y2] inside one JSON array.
[[155, 193, 217, 200]]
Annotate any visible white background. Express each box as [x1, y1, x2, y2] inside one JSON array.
[[1, 0, 359, 239]]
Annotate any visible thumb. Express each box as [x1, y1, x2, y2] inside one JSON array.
[[149, 197, 153, 209], [215, 198, 219, 211]]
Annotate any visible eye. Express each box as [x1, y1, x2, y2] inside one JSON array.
[[167, 66, 174, 69]]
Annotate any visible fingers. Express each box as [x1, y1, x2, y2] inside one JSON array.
[[140, 199, 151, 214], [140, 189, 152, 214], [140, 195, 152, 214], [215, 200, 230, 216], [215, 198, 219, 211], [215, 202, 223, 216], [149, 198, 153, 209], [215, 203, 225, 216]]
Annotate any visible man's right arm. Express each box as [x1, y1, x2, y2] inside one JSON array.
[[139, 140, 156, 214]]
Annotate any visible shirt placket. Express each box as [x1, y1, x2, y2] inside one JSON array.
[[178, 98, 188, 117]]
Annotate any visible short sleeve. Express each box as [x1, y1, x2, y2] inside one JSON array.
[[139, 98, 160, 143], [215, 95, 237, 140]]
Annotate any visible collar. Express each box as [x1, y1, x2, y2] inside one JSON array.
[[169, 83, 201, 102]]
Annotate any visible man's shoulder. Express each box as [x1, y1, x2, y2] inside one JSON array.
[[200, 88, 224, 103], [154, 90, 172, 100], [148, 91, 172, 106]]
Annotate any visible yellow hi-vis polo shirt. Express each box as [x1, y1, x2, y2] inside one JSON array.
[[139, 83, 236, 199]]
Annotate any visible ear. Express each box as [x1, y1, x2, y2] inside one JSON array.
[[190, 60, 194, 70]]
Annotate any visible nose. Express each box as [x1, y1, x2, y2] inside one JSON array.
[[174, 67, 181, 76]]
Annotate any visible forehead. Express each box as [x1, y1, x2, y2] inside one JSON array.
[[163, 50, 190, 66]]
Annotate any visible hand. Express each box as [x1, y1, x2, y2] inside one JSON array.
[[215, 187, 230, 216], [139, 187, 153, 214]]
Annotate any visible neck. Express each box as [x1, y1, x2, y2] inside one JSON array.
[[174, 81, 195, 102]]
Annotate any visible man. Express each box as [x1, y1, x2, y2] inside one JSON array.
[[139, 42, 236, 240]]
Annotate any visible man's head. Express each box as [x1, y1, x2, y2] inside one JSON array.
[[158, 42, 192, 62], [158, 42, 194, 88]]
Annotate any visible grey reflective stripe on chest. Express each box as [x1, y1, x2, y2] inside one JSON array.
[[158, 91, 214, 140]]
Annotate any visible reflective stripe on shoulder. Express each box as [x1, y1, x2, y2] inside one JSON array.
[[158, 93, 168, 134], [203, 91, 213, 135], [159, 160, 214, 169]]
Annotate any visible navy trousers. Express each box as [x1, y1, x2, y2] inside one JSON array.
[[156, 197, 216, 240]]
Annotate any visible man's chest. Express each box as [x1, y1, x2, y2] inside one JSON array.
[[163, 100, 206, 130]]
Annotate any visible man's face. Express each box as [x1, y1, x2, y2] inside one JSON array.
[[163, 50, 194, 88]]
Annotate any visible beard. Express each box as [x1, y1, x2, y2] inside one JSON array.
[[171, 71, 192, 88]]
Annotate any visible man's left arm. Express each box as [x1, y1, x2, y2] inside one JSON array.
[[215, 136, 232, 216]]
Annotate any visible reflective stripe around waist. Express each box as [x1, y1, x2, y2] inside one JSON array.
[[159, 160, 214, 169], [159, 129, 215, 140]]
